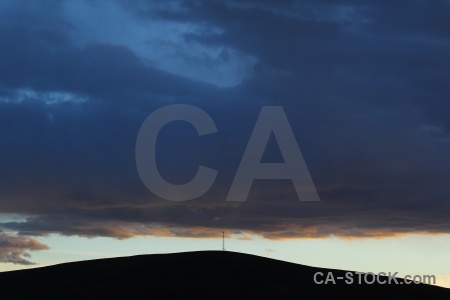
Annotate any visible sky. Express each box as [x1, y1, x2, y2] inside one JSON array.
[[1, 0, 450, 289]]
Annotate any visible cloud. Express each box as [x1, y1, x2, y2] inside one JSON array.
[[0, 0, 449, 252], [264, 248, 276, 254], [0, 231, 49, 265]]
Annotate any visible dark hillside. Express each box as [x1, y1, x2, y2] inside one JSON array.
[[0, 251, 448, 299]]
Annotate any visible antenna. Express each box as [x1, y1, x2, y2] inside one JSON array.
[[222, 231, 225, 251]]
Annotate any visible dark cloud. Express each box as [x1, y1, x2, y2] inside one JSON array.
[[0, 0, 450, 263]]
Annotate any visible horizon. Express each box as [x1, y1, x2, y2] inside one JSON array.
[[1, 0, 450, 292]]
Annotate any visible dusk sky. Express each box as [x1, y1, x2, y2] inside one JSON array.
[[1, 0, 450, 288]]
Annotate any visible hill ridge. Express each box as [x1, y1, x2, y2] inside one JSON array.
[[0, 251, 448, 299]]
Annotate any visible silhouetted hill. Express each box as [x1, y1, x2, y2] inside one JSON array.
[[0, 251, 448, 299]]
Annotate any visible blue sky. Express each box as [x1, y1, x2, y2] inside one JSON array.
[[0, 0, 450, 289]]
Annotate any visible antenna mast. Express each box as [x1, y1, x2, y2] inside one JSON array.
[[222, 231, 225, 251]]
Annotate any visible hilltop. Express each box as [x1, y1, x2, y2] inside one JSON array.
[[0, 251, 448, 299]]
